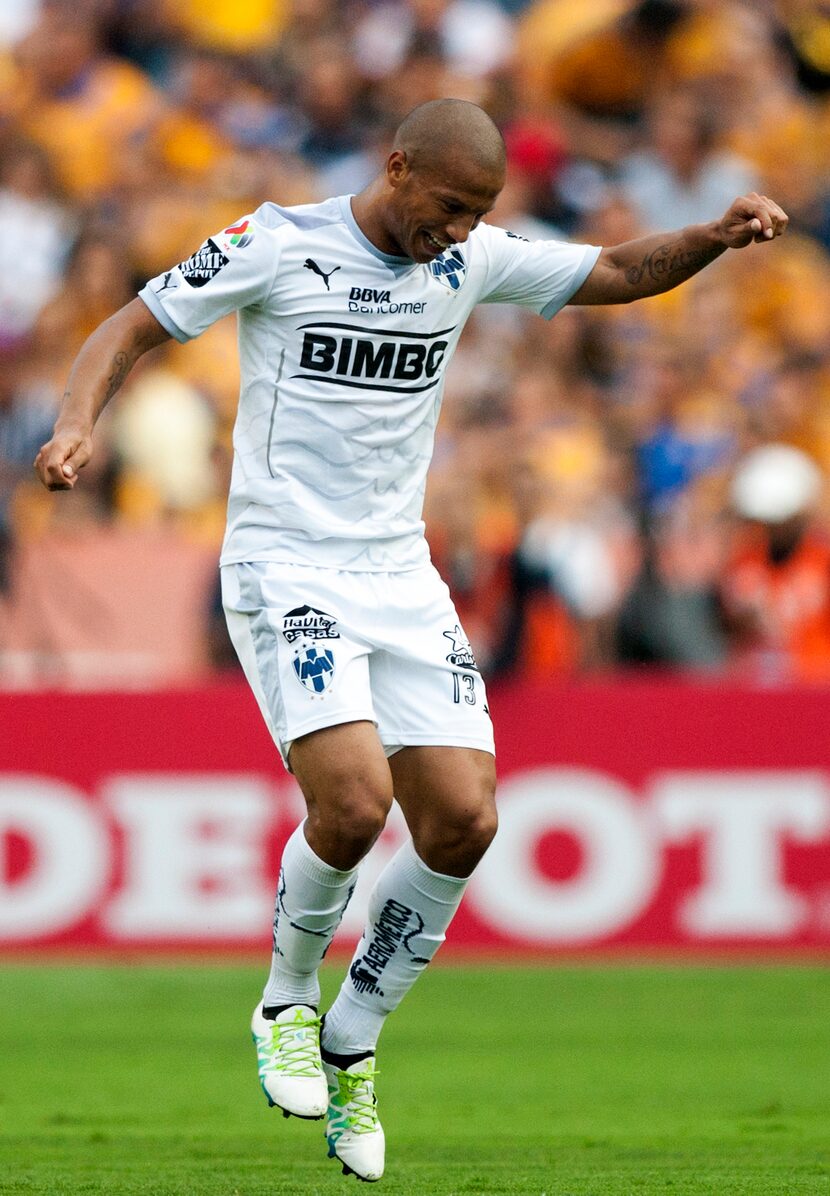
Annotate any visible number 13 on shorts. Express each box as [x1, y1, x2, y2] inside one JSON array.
[[452, 672, 477, 705]]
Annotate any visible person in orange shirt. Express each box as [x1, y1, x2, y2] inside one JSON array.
[[13, 8, 161, 200], [721, 443, 830, 681]]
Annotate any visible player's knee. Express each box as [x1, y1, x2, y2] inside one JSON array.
[[306, 779, 393, 864], [455, 801, 498, 860], [336, 792, 392, 854], [417, 796, 498, 875]]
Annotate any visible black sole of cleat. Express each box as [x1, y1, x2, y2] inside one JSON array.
[[276, 1107, 325, 1121], [262, 1092, 323, 1119]]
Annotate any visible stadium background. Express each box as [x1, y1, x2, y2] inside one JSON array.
[[1, 4, 829, 1193]]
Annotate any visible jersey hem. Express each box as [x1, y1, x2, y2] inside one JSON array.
[[219, 550, 431, 574]]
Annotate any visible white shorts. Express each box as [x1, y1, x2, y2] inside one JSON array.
[[221, 560, 495, 768]]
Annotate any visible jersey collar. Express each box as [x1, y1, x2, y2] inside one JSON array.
[[339, 195, 413, 268]]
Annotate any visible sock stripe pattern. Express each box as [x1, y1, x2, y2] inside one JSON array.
[[263, 822, 358, 1009], [322, 839, 468, 1055]]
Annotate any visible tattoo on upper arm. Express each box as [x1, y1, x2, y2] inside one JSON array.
[[105, 351, 130, 400], [625, 244, 712, 288]]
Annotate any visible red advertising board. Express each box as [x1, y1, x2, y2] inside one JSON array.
[[1, 678, 829, 954]]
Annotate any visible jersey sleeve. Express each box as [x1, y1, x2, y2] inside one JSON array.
[[138, 211, 280, 342], [475, 223, 601, 319]]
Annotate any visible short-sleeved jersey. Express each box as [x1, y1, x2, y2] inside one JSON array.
[[139, 195, 600, 571]]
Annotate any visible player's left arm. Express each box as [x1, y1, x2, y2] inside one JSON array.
[[568, 193, 788, 306]]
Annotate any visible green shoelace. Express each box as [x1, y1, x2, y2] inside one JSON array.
[[337, 1066, 380, 1134], [271, 1012, 322, 1077]]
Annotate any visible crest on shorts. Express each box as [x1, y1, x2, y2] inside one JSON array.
[[428, 247, 466, 292], [443, 625, 478, 670], [281, 605, 340, 644], [292, 645, 336, 694]]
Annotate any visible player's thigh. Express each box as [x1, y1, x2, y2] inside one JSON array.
[[289, 720, 395, 869]]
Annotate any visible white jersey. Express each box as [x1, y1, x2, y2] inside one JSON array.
[[139, 195, 600, 571]]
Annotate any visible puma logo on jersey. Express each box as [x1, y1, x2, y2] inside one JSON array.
[[155, 271, 177, 294], [304, 259, 341, 290], [295, 322, 453, 392]]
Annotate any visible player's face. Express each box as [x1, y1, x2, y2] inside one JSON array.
[[385, 152, 504, 263]]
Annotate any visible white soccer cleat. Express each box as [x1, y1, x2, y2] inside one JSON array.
[[324, 1055, 385, 1182], [251, 1001, 327, 1119]]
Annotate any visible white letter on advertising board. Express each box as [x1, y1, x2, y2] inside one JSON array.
[[470, 768, 658, 942], [103, 776, 273, 938], [654, 772, 830, 936], [0, 776, 108, 937]]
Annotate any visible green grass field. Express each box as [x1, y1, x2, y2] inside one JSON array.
[[1, 962, 828, 1195]]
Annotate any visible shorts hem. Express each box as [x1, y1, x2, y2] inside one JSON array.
[[281, 708, 378, 761], [379, 732, 495, 757]]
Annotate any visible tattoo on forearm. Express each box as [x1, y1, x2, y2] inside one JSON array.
[[105, 351, 130, 400], [625, 244, 714, 289]]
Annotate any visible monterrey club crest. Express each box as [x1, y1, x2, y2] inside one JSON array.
[[292, 645, 335, 694], [282, 605, 340, 695], [429, 247, 466, 292]]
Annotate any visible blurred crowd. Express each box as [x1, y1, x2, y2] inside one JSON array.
[[4, 0, 830, 686]]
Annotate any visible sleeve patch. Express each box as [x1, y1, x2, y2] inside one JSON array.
[[219, 219, 254, 250], [179, 238, 229, 288]]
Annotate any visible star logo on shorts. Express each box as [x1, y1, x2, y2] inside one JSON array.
[[442, 625, 478, 671]]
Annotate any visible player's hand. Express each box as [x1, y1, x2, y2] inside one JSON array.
[[34, 427, 93, 491], [717, 193, 788, 249]]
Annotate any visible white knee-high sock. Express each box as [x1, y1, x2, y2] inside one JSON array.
[[322, 839, 468, 1054], [263, 822, 358, 1011]]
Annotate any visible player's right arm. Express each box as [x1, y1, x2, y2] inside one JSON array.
[[35, 298, 170, 491]]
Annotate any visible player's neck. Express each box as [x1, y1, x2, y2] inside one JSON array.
[[350, 184, 405, 259]]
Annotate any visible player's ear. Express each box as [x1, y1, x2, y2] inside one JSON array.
[[387, 150, 410, 188]]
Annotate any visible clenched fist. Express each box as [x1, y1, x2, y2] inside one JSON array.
[[34, 426, 93, 491], [718, 193, 789, 249]]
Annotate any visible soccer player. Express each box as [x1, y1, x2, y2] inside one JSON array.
[[35, 100, 787, 1183]]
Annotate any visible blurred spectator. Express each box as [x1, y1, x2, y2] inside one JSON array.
[[717, 440, 830, 684], [10, 6, 162, 201], [520, 0, 690, 163], [616, 487, 728, 669], [774, 1, 830, 96], [619, 86, 758, 232], [0, 340, 57, 592], [721, 443, 830, 682], [0, 0, 40, 48], [163, 0, 289, 55], [111, 361, 218, 520], [5, 0, 830, 687], [0, 138, 74, 345]]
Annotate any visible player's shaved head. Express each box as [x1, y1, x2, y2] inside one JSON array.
[[393, 99, 506, 183], [354, 98, 506, 261]]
